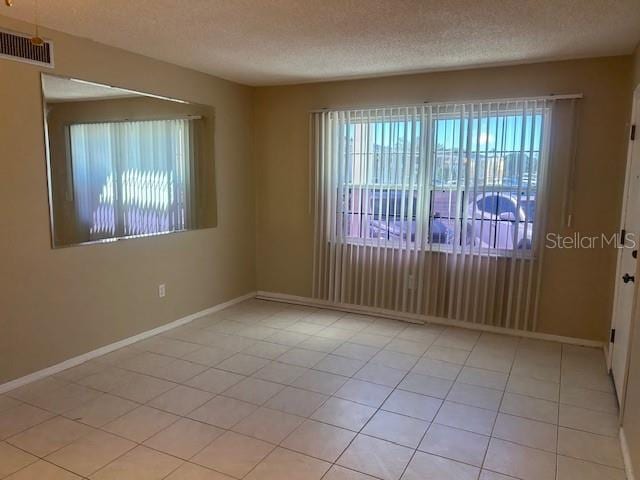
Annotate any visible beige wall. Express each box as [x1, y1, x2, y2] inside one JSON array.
[[0, 15, 256, 384], [622, 41, 640, 477], [253, 56, 632, 341]]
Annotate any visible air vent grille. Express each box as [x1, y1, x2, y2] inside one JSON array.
[[0, 28, 53, 67]]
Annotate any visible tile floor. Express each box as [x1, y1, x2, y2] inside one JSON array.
[[0, 299, 626, 480]]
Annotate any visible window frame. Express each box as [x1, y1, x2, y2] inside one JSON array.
[[336, 108, 548, 258]]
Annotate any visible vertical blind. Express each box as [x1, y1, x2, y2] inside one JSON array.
[[70, 118, 195, 241], [311, 99, 554, 331]]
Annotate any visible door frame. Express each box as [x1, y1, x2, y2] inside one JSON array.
[[609, 84, 640, 411]]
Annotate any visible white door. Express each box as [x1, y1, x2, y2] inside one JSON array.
[[610, 87, 640, 401]]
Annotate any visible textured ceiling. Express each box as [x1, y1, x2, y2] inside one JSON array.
[[3, 1, 640, 86], [42, 75, 138, 102]]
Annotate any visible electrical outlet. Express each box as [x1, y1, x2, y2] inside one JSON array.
[[158, 284, 166, 298]]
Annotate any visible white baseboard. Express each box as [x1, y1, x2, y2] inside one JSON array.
[[256, 290, 604, 348], [621, 427, 636, 480], [0, 291, 257, 394]]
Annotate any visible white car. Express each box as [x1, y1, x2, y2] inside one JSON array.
[[467, 192, 534, 250]]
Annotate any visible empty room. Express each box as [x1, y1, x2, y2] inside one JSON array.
[[1, 1, 640, 479]]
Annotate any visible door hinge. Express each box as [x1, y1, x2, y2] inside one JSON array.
[[610, 328, 616, 343], [632, 124, 636, 141]]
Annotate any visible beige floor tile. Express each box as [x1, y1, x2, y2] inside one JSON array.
[[144, 358, 209, 383], [6, 378, 67, 403], [362, 410, 428, 448], [411, 358, 461, 380], [252, 362, 307, 384], [492, 413, 557, 452], [144, 418, 223, 459], [267, 330, 311, 346], [205, 333, 257, 352], [216, 354, 270, 375], [370, 351, 418, 371], [54, 362, 105, 383], [25, 383, 102, 415], [147, 386, 214, 416], [457, 367, 508, 390], [311, 398, 376, 431], [0, 396, 21, 414], [506, 375, 559, 402], [164, 462, 235, 479], [46, 430, 135, 477], [484, 438, 556, 480], [385, 339, 430, 356], [398, 372, 453, 398], [0, 403, 54, 440], [354, 363, 405, 387], [7, 416, 93, 457], [510, 361, 560, 383], [223, 377, 284, 405], [64, 393, 138, 427], [478, 470, 517, 480], [446, 382, 502, 410], [77, 367, 135, 392], [104, 405, 178, 442], [465, 350, 514, 373], [277, 348, 327, 368], [109, 372, 176, 403], [559, 404, 619, 437], [561, 367, 615, 393], [182, 346, 236, 367], [281, 419, 355, 462], [245, 447, 331, 480], [188, 396, 257, 429], [185, 368, 245, 394], [349, 332, 391, 348], [241, 342, 290, 360], [434, 328, 480, 351], [402, 451, 480, 480], [118, 352, 174, 373], [138, 336, 201, 358], [298, 336, 343, 353], [291, 370, 348, 395], [434, 401, 496, 435], [286, 321, 325, 336], [232, 407, 304, 443], [557, 427, 623, 468], [265, 386, 328, 417], [332, 343, 379, 361], [5, 460, 82, 479], [556, 455, 626, 480], [90, 445, 183, 480], [418, 423, 488, 466], [500, 392, 558, 424], [314, 355, 366, 377], [382, 390, 442, 421], [337, 434, 413, 480], [0, 442, 37, 478], [560, 385, 618, 414], [324, 465, 379, 480], [397, 325, 441, 345], [191, 431, 274, 478], [335, 379, 393, 407], [424, 345, 470, 365]]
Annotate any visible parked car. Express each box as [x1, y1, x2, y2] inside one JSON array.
[[467, 192, 534, 249]]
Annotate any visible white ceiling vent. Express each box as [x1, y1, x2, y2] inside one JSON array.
[[0, 28, 53, 67]]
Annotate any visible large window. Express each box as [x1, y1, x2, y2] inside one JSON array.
[[337, 106, 548, 253], [69, 118, 195, 241]]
